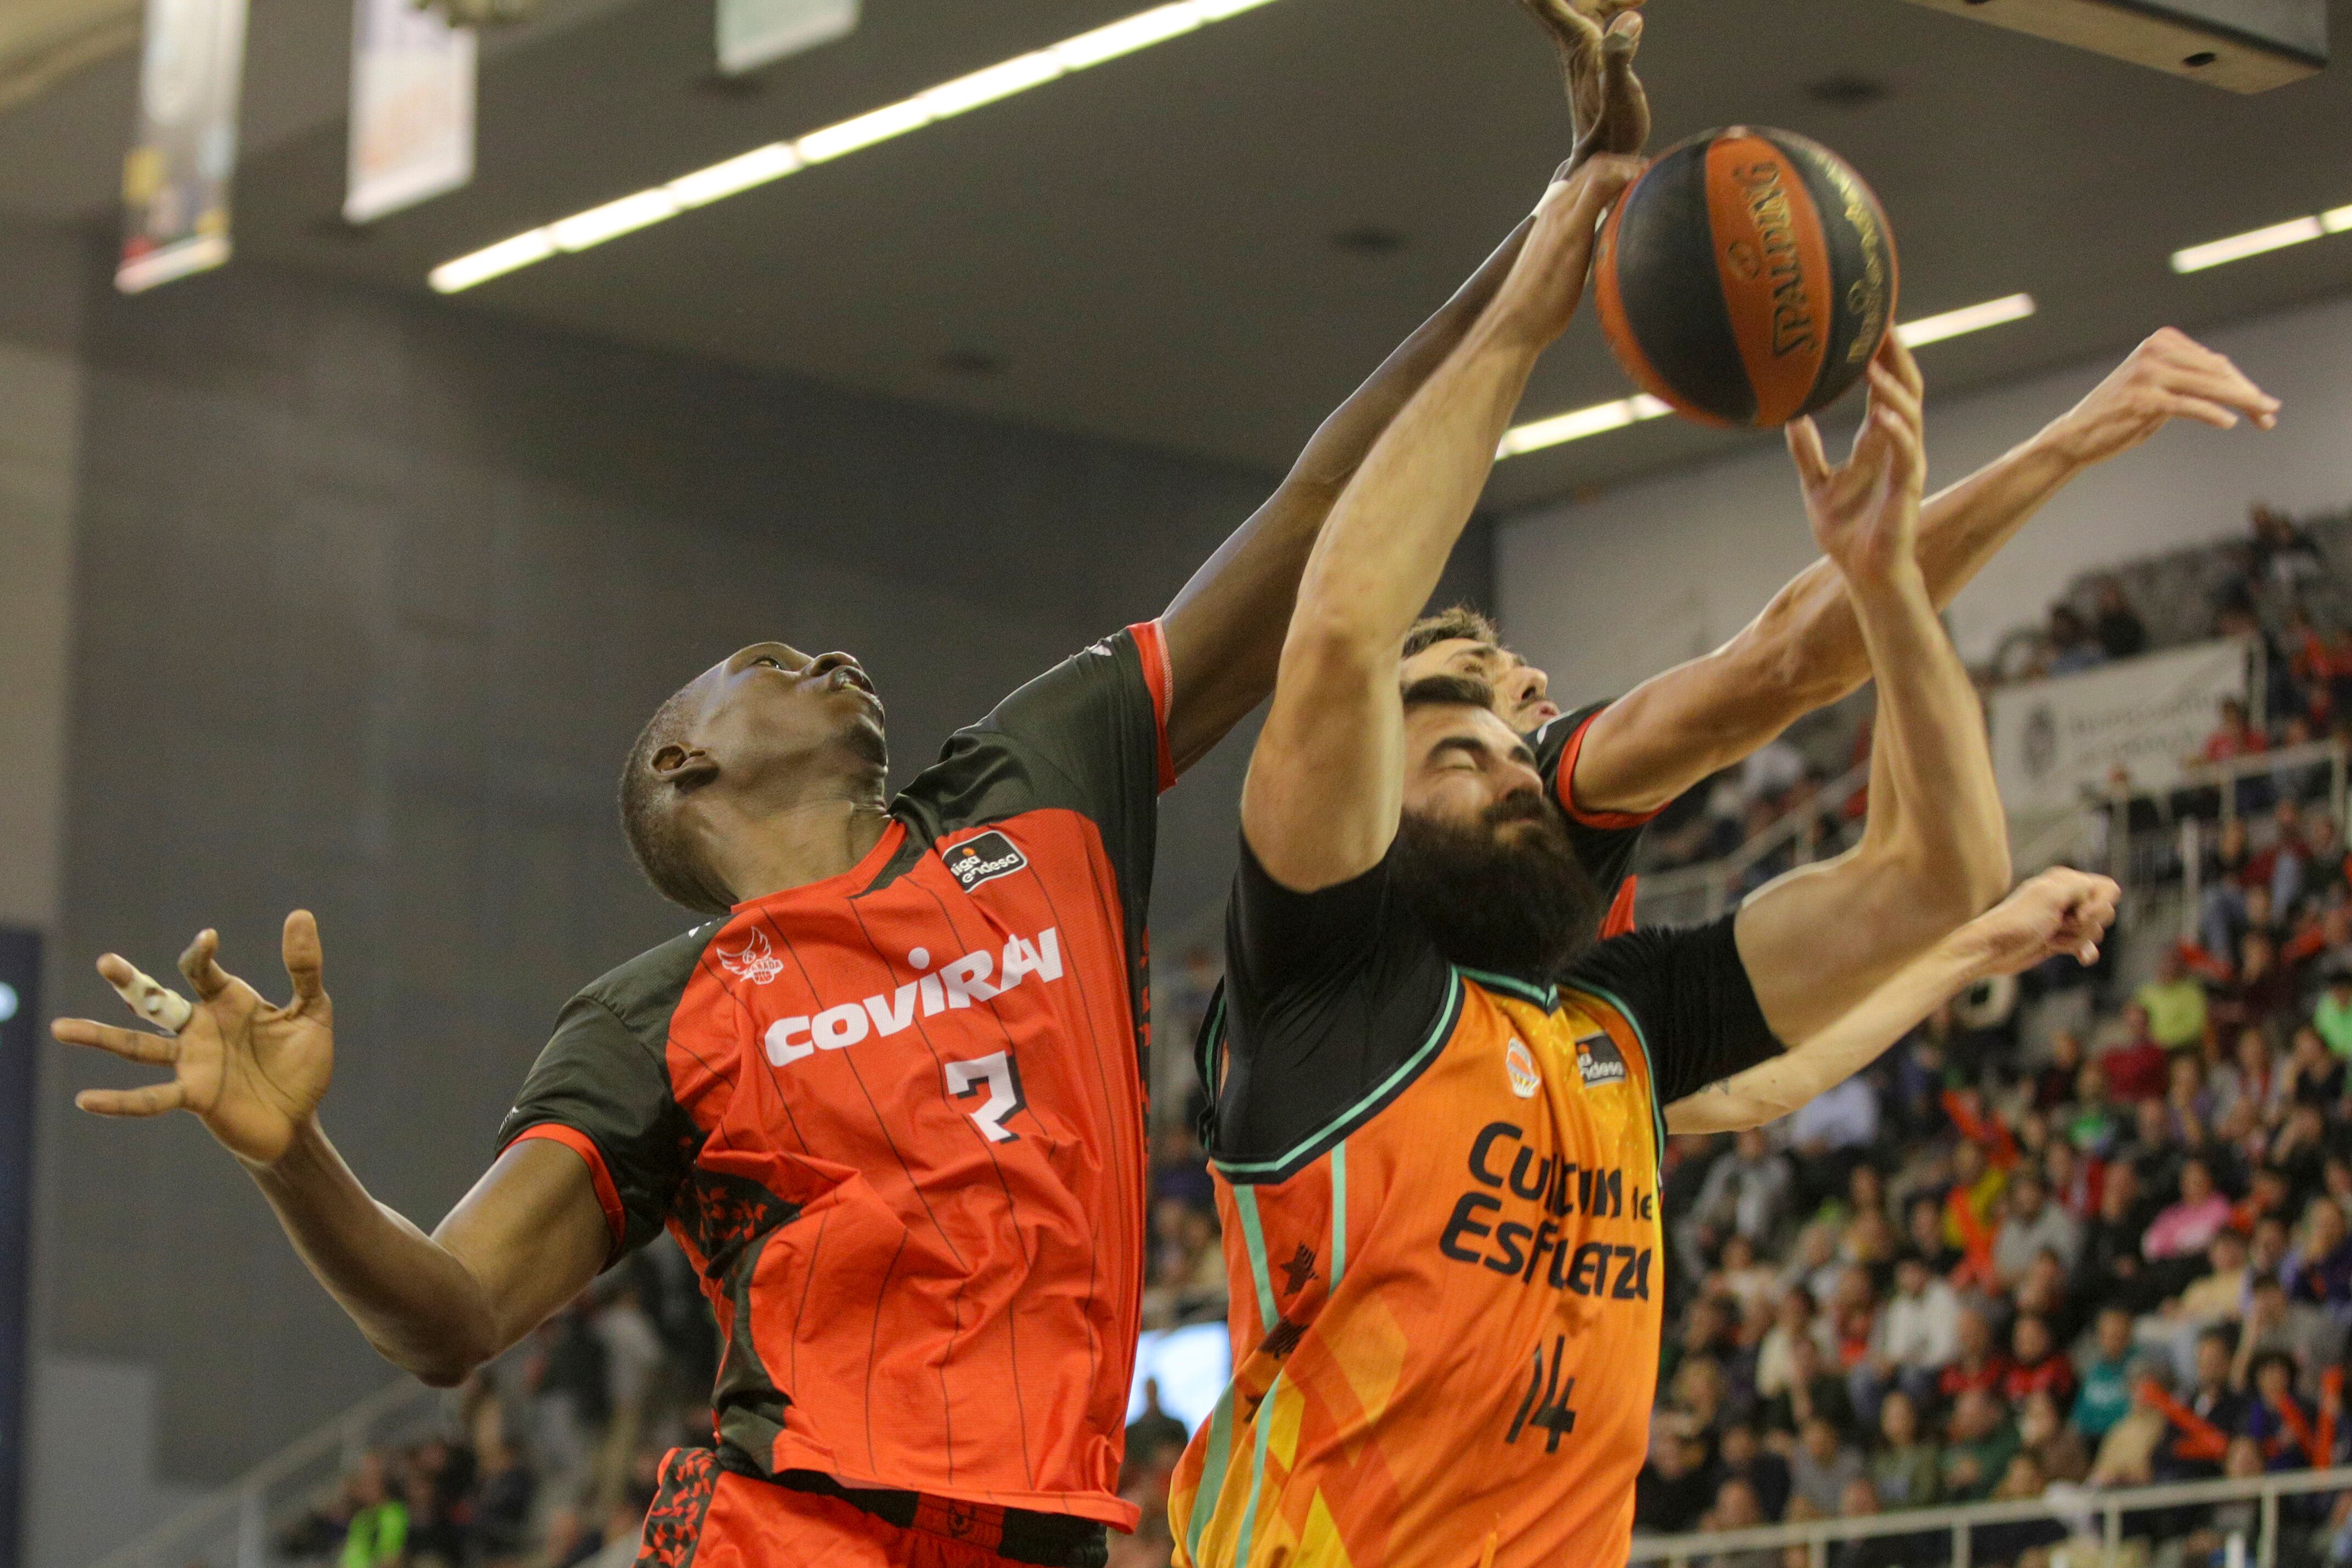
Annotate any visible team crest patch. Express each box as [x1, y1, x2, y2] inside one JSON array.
[[1505, 1038, 1541, 1099], [943, 831, 1027, 892], [715, 928, 783, 984], [1575, 1030, 1627, 1088]]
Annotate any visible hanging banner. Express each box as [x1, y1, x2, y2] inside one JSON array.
[[116, 0, 249, 293], [1987, 638, 2249, 814], [345, 0, 476, 224], [717, 0, 857, 77]]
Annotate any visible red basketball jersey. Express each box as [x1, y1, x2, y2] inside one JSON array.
[[501, 623, 1174, 1531]]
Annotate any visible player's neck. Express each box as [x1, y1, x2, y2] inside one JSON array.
[[713, 795, 895, 904]]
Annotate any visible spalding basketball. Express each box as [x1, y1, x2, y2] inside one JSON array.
[[1595, 127, 1897, 428]]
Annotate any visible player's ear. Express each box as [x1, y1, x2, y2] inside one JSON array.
[[652, 744, 719, 792]]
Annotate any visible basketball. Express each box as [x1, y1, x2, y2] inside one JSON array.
[[1595, 126, 1899, 428]]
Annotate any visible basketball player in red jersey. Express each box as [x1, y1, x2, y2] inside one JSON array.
[[50, 17, 1658, 1568], [1168, 146, 2114, 1562]]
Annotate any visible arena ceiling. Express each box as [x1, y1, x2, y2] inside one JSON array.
[[3, 0, 2351, 511]]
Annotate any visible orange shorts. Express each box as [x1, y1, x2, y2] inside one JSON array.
[[636, 1449, 1110, 1568]]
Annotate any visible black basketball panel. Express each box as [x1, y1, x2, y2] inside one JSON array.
[[1614, 138, 1756, 427]]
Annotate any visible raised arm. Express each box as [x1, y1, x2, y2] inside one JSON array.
[[1728, 337, 2011, 1043], [1668, 868, 2117, 1133], [1158, 7, 1647, 774], [1571, 327, 2281, 814], [53, 916, 609, 1386], [1244, 158, 1641, 888]]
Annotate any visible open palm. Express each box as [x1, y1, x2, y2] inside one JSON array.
[[1788, 336, 1926, 582], [1518, 0, 1650, 166], [54, 912, 336, 1166]]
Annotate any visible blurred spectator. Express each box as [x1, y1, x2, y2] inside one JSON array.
[[2094, 578, 2149, 659], [2048, 604, 2106, 675], [2137, 950, 2211, 1054]]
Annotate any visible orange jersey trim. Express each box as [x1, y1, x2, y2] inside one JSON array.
[[1130, 618, 1179, 793], [509, 1123, 626, 1261], [1553, 708, 1665, 831]]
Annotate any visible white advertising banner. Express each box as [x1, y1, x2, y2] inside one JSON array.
[[716, 0, 856, 77], [117, 0, 249, 292], [1988, 639, 2249, 814], [345, 0, 476, 224]]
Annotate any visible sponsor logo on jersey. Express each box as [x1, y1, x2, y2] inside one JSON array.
[[942, 831, 1028, 892], [762, 927, 1064, 1067], [1575, 1030, 1626, 1089], [1438, 1120, 1658, 1303], [715, 928, 784, 985], [1505, 1038, 1540, 1099]]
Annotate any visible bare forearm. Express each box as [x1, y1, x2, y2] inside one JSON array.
[[1842, 562, 2008, 902], [247, 1119, 500, 1385], [1573, 437, 2077, 816], [1159, 217, 1538, 769], [1667, 933, 1983, 1133], [1742, 435, 2077, 711], [1291, 322, 1540, 659]]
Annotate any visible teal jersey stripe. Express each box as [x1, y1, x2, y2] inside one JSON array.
[[1185, 1384, 1240, 1559], [1213, 970, 1464, 1179], [1456, 965, 1558, 1011], [1233, 1186, 1279, 1334], [1328, 1141, 1348, 1292], [1231, 1370, 1284, 1566]]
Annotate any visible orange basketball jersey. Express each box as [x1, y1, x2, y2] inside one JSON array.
[[1169, 841, 1780, 1566]]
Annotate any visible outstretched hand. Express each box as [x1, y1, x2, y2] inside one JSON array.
[[1519, 0, 1650, 168], [1788, 335, 1927, 583], [54, 912, 336, 1167], [1499, 152, 1646, 345], [2043, 327, 2280, 467], [1953, 869, 2121, 979]]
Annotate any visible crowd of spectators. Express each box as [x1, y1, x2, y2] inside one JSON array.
[[1641, 789, 2352, 1565]]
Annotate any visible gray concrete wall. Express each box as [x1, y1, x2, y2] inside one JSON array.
[[36, 247, 1302, 1506]]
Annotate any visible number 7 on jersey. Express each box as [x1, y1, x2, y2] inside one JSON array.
[[946, 1050, 1028, 1143]]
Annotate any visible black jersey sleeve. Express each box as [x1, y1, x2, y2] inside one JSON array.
[[1529, 701, 1659, 909], [897, 621, 1172, 910], [1564, 915, 1785, 1105], [497, 982, 703, 1262], [1207, 835, 1457, 1178]]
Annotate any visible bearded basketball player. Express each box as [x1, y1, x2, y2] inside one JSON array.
[[1165, 150, 2116, 1562], [52, 14, 1659, 1568]]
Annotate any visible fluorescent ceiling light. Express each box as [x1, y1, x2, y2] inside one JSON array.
[[1498, 394, 1672, 457], [920, 53, 1063, 118], [1053, 3, 1200, 68], [796, 98, 934, 163], [2322, 203, 2352, 235], [1895, 292, 2036, 349], [1500, 291, 2035, 459], [429, 231, 557, 293], [2172, 216, 2325, 274], [668, 143, 802, 207], [548, 190, 681, 251], [429, 0, 1287, 294]]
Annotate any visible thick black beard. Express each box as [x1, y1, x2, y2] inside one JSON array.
[[1392, 793, 1604, 980]]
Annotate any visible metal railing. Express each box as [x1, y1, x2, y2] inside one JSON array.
[[1627, 1462, 2352, 1567], [1635, 758, 1873, 927], [85, 1377, 449, 1568]]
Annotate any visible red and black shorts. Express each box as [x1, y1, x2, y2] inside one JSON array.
[[636, 1449, 1111, 1568]]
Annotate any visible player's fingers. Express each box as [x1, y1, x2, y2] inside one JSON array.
[[2163, 367, 2279, 424], [97, 954, 195, 1033], [282, 910, 327, 1007], [1876, 331, 1924, 401], [2158, 394, 2243, 432], [178, 930, 233, 1000], [1865, 360, 1924, 432], [52, 1017, 178, 1064], [1785, 417, 1830, 487], [75, 1082, 188, 1118]]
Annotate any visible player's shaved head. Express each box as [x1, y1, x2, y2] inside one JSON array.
[[620, 682, 736, 914]]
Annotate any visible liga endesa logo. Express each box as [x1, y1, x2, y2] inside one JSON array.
[[764, 927, 1064, 1066], [942, 831, 1027, 892]]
